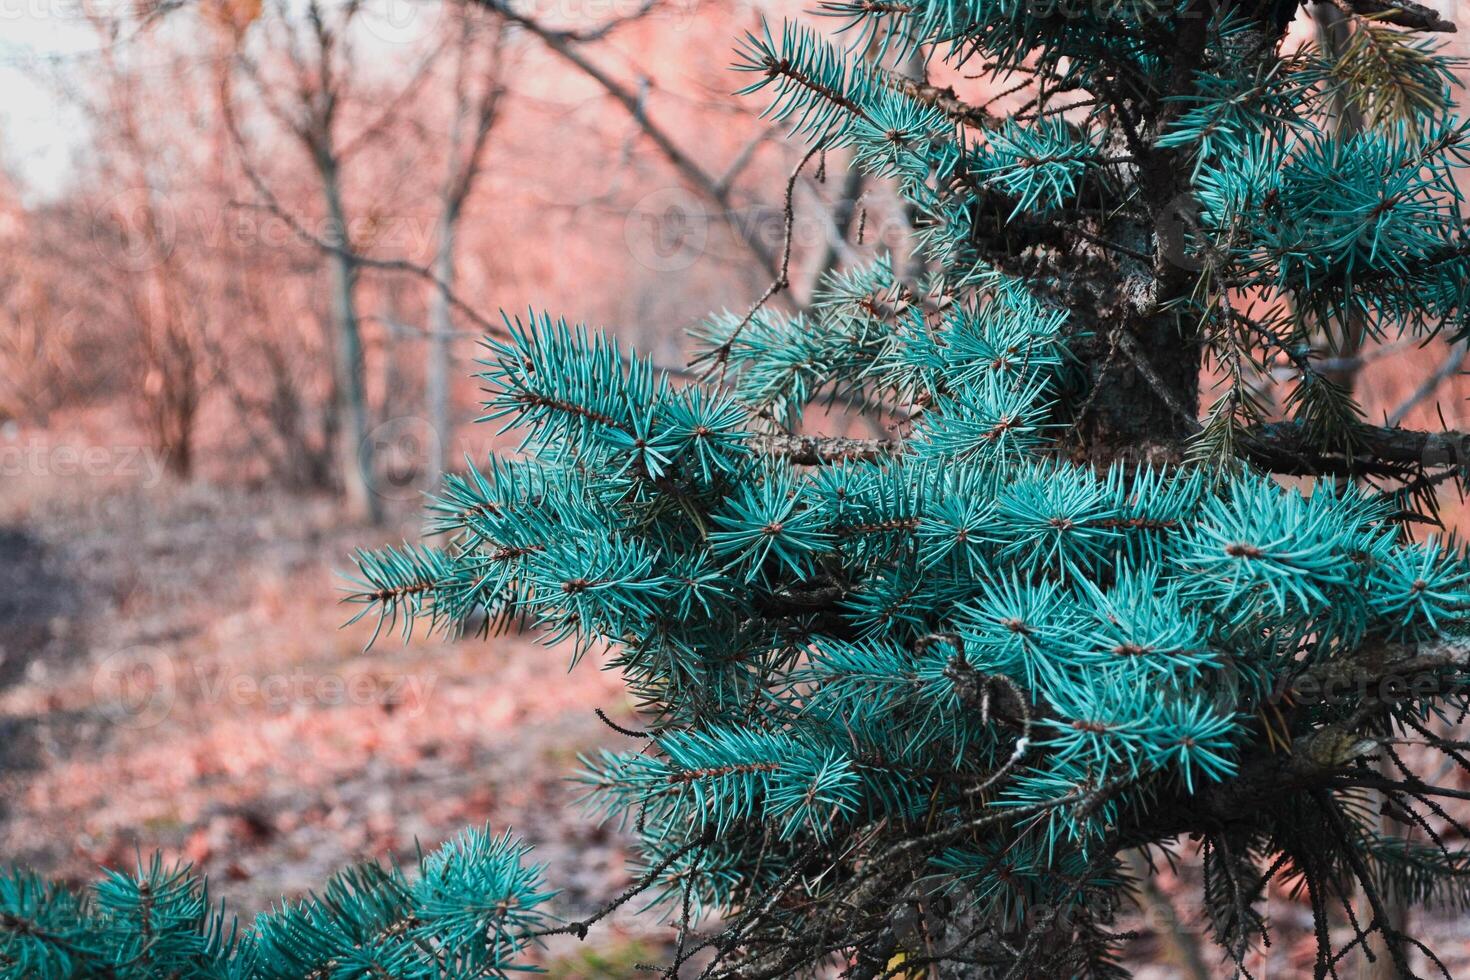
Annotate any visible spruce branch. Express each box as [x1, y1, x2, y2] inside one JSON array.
[[1288, 637, 1470, 705]]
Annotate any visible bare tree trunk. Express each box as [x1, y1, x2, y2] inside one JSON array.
[[421, 7, 509, 490], [319, 156, 381, 525], [426, 205, 458, 490]]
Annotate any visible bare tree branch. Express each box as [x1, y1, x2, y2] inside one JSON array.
[[696, 145, 822, 377], [440, 15, 512, 212], [477, 0, 782, 279], [749, 418, 1470, 477], [1387, 339, 1468, 428], [717, 125, 783, 195], [336, 40, 446, 160]]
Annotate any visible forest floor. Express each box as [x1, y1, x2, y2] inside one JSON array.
[[0, 449, 676, 974], [2, 424, 1468, 978]]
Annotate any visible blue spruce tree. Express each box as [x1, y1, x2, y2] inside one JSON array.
[[6, 0, 1470, 976]]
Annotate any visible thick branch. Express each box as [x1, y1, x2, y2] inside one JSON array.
[[750, 420, 1470, 480], [1334, 0, 1458, 32], [887, 75, 1000, 130], [1288, 638, 1470, 706], [1241, 420, 1470, 477], [749, 433, 898, 464]]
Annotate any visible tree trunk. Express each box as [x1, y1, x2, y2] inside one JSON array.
[[1059, 203, 1203, 463], [426, 205, 458, 492], [319, 157, 382, 525], [1077, 304, 1202, 462]]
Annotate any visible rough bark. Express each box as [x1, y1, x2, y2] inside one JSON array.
[[751, 422, 1470, 483], [1341, 0, 1457, 32]]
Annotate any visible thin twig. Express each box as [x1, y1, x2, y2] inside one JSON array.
[[696, 144, 823, 379], [1388, 339, 1468, 428]]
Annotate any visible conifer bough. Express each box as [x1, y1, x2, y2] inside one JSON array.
[[8, 0, 1470, 977]]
